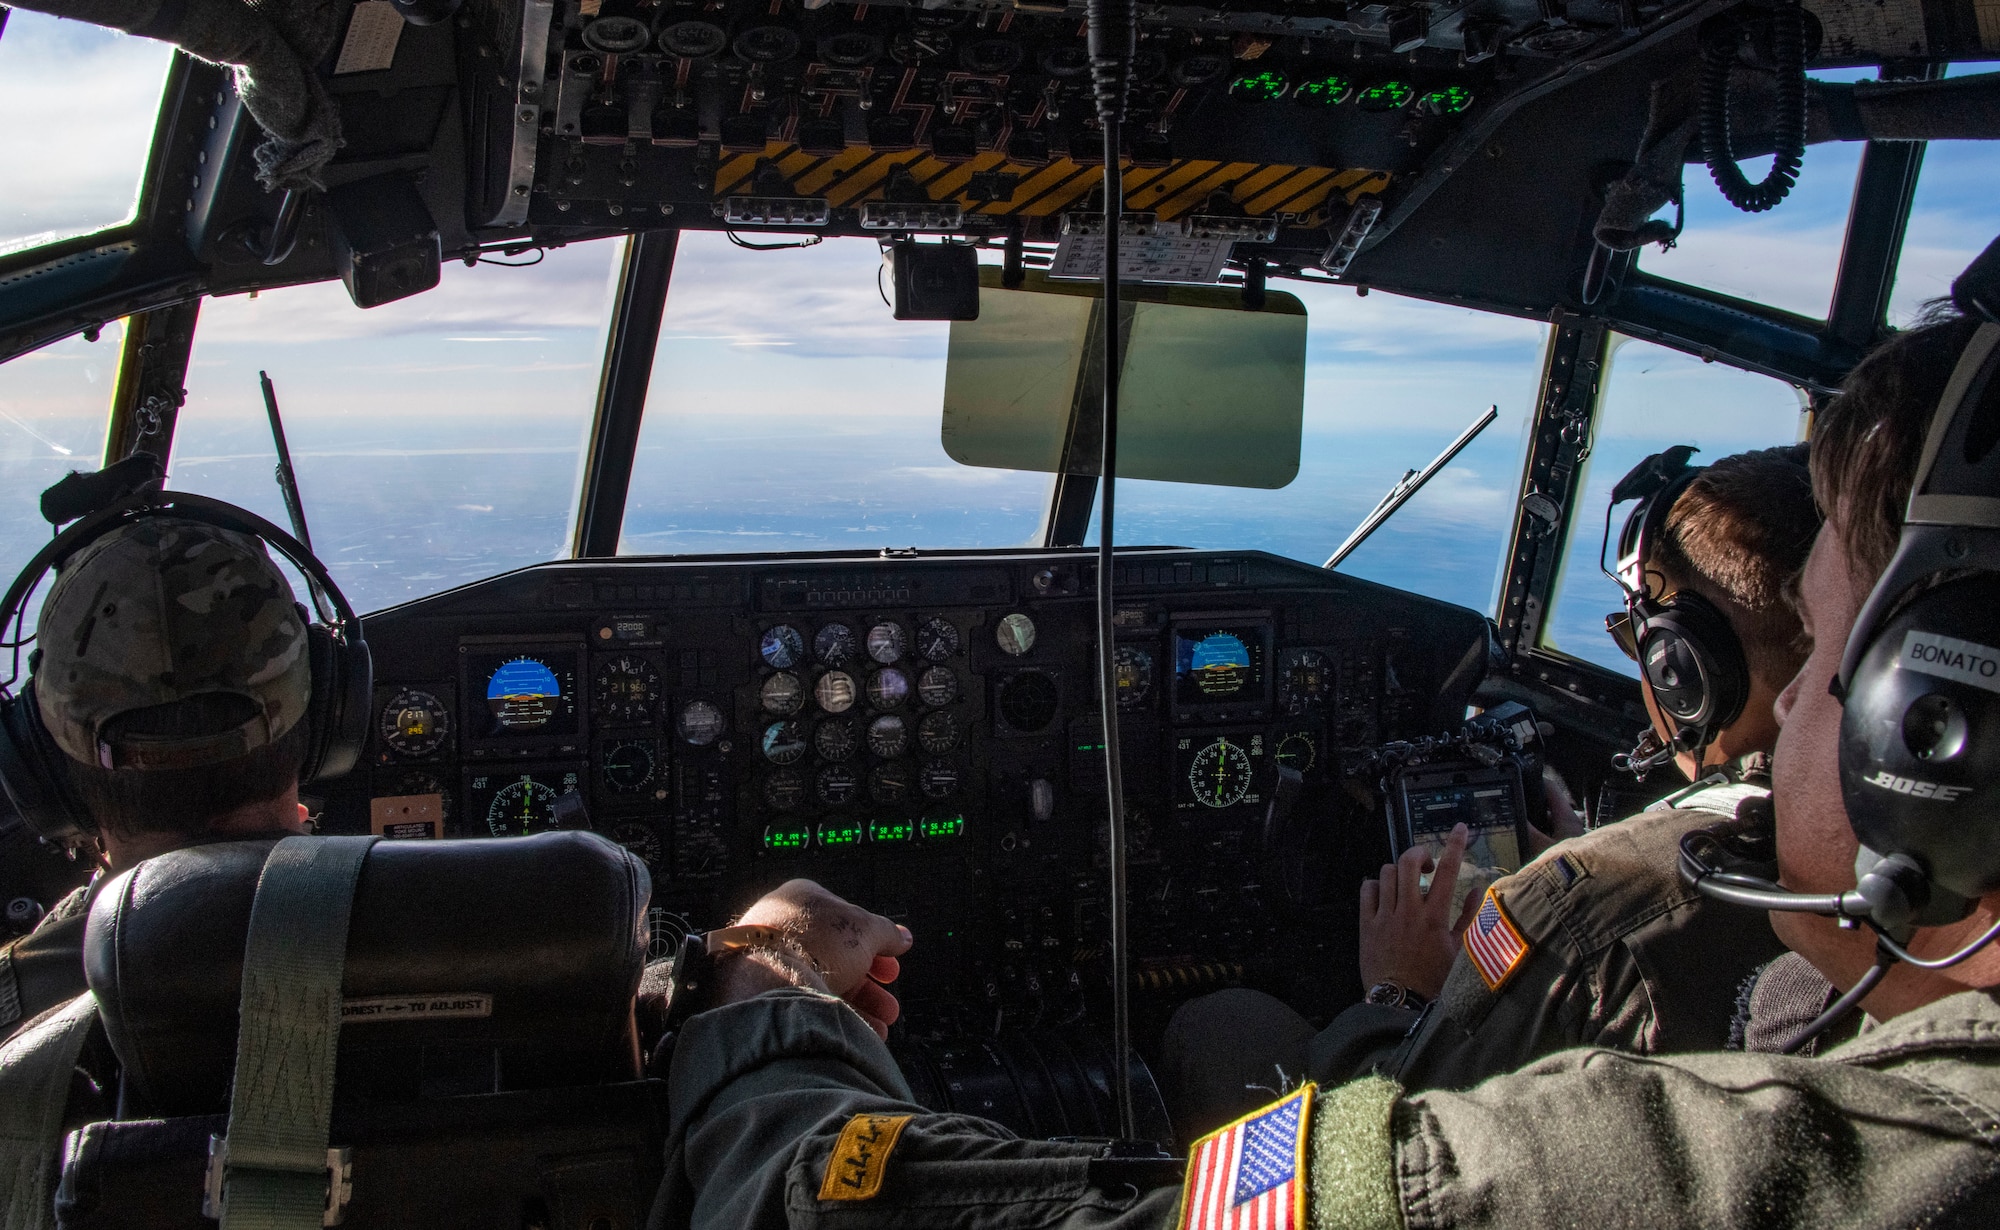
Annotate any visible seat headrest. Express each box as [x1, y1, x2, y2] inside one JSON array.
[[86, 831, 650, 1116]]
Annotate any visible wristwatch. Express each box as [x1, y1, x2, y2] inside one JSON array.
[[1364, 980, 1429, 1011], [661, 923, 792, 1032]]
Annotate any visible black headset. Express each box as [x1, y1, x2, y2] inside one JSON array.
[[1601, 446, 1753, 776], [1679, 233, 2000, 1051], [0, 471, 372, 847]]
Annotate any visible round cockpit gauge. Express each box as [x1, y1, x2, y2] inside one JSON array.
[[676, 700, 725, 746], [869, 816, 915, 844], [761, 671, 806, 716], [763, 819, 812, 852], [919, 759, 961, 799], [391, 770, 452, 823], [1114, 646, 1154, 709], [866, 622, 907, 664], [733, 24, 800, 63], [1278, 649, 1332, 716], [379, 688, 450, 758], [1275, 729, 1320, 774], [762, 719, 808, 765], [760, 624, 805, 669], [763, 769, 806, 812], [996, 670, 1059, 732], [818, 818, 865, 849], [867, 714, 909, 759], [659, 19, 727, 58], [917, 665, 957, 708], [602, 740, 658, 792], [917, 711, 959, 755], [594, 655, 661, 725], [916, 618, 961, 662], [869, 763, 913, 805], [1188, 738, 1253, 809], [816, 764, 861, 806], [995, 612, 1037, 656], [606, 821, 663, 869], [815, 717, 859, 762], [485, 776, 560, 836], [815, 670, 857, 714], [867, 668, 910, 711], [815, 623, 857, 667]]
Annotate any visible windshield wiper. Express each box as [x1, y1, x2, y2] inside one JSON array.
[[1324, 403, 1498, 569]]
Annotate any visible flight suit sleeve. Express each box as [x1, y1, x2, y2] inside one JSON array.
[[661, 988, 1177, 1230], [1301, 1041, 2000, 1230]]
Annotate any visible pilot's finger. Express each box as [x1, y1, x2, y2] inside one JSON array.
[[1377, 864, 1399, 912], [1429, 825, 1469, 916], [1358, 878, 1380, 920], [847, 979, 902, 1038], [870, 953, 902, 985], [1397, 842, 1429, 904]]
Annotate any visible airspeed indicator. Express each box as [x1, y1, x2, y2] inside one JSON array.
[[1187, 738, 1253, 809]]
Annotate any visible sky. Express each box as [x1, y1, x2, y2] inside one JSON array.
[[1, 13, 1996, 682]]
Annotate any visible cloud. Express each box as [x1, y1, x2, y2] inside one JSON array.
[[0, 17, 175, 251]]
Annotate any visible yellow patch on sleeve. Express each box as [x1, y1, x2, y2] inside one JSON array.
[[817, 1113, 913, 1202]]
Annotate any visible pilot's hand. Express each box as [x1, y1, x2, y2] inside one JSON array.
[[1525, 766, 1587, 857], [717, 879, 914, 1039], [1357, 823, 1469, 1000]]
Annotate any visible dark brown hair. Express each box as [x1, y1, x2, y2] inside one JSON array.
[[1655, 443, 1819, 690], [1810, 304, 1985, 589], [64, 694, 308, 842]]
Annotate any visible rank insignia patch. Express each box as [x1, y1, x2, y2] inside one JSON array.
[[818, 1113, 912, 1202], [1177, 1083, 1314, 1230], [1464, 885, 1529, 990]]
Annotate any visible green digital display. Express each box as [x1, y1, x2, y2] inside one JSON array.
[[762, 821, 811, 851], [869, 818, 915, 843], [1418, 85, 1474, 115], [1228, 70, 1289, 102], [921, 813, 967, 840], [1357, 80, 1414, 111], [1293, 74, 1354, 106], [818, 819, 864, 848]]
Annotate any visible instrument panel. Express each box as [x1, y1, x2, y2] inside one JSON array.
[[324, 547, 1487, 1073]]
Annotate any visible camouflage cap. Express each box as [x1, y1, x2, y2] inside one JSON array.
[[34, 517, 311, 770]]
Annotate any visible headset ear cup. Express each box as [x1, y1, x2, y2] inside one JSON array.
[[1637, 593, 1749, 734], [0, 681, 97, 844], [298, 622, 372, 786]]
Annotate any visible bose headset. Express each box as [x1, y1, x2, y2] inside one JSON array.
[[1680, 232, 2000, 1050], [0, 456, 372, 848], [1600, 445, 1754, 778]]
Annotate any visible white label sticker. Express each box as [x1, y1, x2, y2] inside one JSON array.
[[342, 993, 493, 1022], [335, 1, 404, 75], [1900, 630, 2000, 694]]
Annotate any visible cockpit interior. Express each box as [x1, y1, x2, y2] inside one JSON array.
[[0, 0, 1995, 1220]]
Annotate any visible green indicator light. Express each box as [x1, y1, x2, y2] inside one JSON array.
[[921, 813, 967, 840], [1418, 85, 1474, 115], [1294, 74, 1354, 106], [762, 822, 811, 851], [1228, 70, 1290, 102], [818, 820, 864, 848], [869, 818, 915, 843], [1075, 742, 1107, 755], [1356, 80, 1414, 111]]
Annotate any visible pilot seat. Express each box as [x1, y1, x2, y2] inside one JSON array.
[[53, 830, 662, 1230]]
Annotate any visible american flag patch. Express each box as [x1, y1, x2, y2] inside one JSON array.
[[1177, 1083, 1314, 1230], [1463, 885, 1529, 990]]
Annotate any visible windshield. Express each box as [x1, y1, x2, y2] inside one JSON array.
[[0, 13, 175, 252]]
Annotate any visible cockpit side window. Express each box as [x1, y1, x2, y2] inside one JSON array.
[[167, 240, 624, 614], [1540, 335, 1808, 677], [1632, 67, 1877, 319], [1887, 62, 2000, 322], [0, 14, 174, 254], [616, 233, 1055, 556], [1082, 289, 1549, 615], [0, 325, 123, 642]]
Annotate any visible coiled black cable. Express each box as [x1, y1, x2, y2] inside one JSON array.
[[1699, 0, 1808, 213], [1086, 0, 1138, 1143]]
